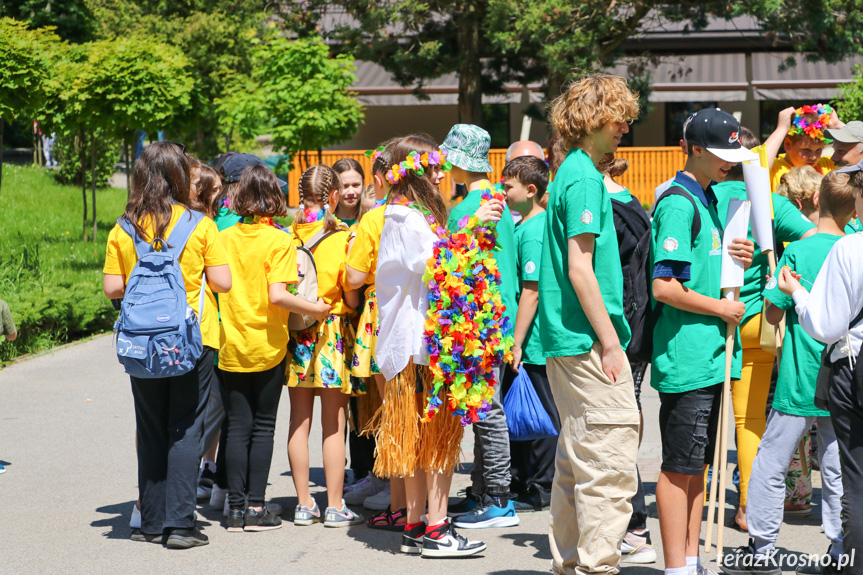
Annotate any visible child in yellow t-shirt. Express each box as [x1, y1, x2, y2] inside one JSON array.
[[218, 164, 329, 533], [287, 164, 363, 527], [760, 105, 837, 193]]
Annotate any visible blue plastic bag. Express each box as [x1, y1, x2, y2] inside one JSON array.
[[503, 368, 558, 441]]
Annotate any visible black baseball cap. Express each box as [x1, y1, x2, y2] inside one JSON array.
[[684, 108, 758, 163], [221, 153, 287, 188]]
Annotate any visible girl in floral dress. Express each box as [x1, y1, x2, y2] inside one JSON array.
[[287, 165, 362, 527]]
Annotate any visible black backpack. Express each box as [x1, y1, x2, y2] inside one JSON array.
[[624, 188, 702, 363]]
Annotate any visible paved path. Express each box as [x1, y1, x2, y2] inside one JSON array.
[[0, 335, 832, 574]]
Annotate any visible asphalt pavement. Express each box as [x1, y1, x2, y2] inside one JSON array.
[[0, 335, 833, 574]]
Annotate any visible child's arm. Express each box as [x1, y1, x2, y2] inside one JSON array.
[[653, 277, 746, 325], [511, 281, 538, 371], [268, 283, 331, 321], [764, 301, 785, 325], [762, 107, 796, 171], [103, 274, 126, 299], [205, 264, 232, 293], [569, 234, 626, 381], [344, 287, 360, 310], [345, 266, 369, 291]]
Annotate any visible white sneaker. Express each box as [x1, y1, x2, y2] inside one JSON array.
[[345, 475, 387, 506], [620, 530, 657, 564], [363, 482, 392, 511], [209, 484, 227, 509], [344, 473, 372, 495], [130, 503, 141, 529]]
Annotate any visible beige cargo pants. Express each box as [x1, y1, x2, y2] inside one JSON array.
[[547, 342, 640, 575]]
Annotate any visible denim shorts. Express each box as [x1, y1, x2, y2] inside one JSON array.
[[658, 384, 722, 475]]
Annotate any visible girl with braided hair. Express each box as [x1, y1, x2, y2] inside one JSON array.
[[287, 164, 363, 527]]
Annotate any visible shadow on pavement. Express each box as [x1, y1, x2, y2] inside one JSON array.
[[500, 531, 553, 560], [94, 500, 215, 540]]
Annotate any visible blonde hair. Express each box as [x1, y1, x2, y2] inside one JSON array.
[[549, 73, 640, 150], [819, 171, 858, 218], [777, 165, 823, 214], [357, 183, 376, 222], [296, 164, 341, 233]]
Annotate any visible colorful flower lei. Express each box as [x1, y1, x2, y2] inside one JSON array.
[[391, 183, 513, 426], [242, 215, 288, 232], [300, 207, 326, 223], [365, 146, 386, 161], [386, 149, 453, 185], [788, 104, 834, 143]]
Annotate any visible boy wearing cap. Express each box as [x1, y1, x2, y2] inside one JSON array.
[[827, 121, 863, 233], [443, 124, 520, 529], [540, 73, 641, 575], [651, 108, 756, 575]]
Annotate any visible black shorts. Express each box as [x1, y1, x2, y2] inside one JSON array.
[[658, 384, 721, 475]]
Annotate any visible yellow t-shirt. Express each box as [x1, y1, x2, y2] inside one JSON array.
[[770, 153, 835, 194], [217, 222, 299, 372], [346, 206, 385, 286], [103, 205, 228, 350], [291, 220, 351, 315]]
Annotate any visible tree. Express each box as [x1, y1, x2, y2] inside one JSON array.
[[835, 65, 863, 122], [0, 18, 55, 192], [0, 0, 94, 43], [225, 36, 364, 169]]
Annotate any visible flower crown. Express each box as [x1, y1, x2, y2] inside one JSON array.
[[788, 104, 834, 143], [365, 146, 385, 161], [386, 149, 452, 184]]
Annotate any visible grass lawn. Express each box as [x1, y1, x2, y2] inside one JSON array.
[[0, 164, 129, 363]]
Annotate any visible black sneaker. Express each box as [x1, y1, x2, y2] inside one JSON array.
[[513, 484, 551, 512], [422, 521, 486, 558], [244, 506, 282, 532], [720, 539, 781, 575], [796, 548, 843, 575], [447, 488, 482, 517], [165, 527, 209, 549], [400, 523, 425, 555], [130, 529, 163, 544], [225, 508, 244, 532]]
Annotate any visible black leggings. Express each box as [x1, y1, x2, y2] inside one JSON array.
[[222, 357, 286, 509]]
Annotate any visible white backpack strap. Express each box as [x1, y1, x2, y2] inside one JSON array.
[[198, 272, 207, 321]]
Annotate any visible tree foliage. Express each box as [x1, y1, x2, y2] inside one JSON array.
[[835, 65, 863, 123]]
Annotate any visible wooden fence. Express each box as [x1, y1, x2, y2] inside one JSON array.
[[284, 147, 685, 207]]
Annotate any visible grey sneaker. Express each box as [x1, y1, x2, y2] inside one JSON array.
[[293, 503, 321, 526], [324, 500, 364, 528]]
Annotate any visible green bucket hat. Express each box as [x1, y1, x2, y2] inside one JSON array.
[[441, 124, 494, 173]]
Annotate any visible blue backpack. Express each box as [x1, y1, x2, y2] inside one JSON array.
[[114, 210, 206, 378]]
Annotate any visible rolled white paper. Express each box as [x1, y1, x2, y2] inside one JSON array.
[[721, 199, 751, 290], [743, 162, 775, 252]]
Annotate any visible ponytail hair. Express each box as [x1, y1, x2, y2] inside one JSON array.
[[385, 135, 448, 227], [296, 164, 341, 233]]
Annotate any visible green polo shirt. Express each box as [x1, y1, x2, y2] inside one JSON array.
[[764, 233, 841, 416], [713, 181, 815, 326], [514, 211, 546, 365], [650, 178, 742, 394], [448, 184, 518, 329], [539, 148, 630, 357], [846, 217, 862, 234]]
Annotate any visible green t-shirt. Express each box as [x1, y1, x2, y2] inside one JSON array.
[[448, 185, 518, 328], [764, 233, 841, 416], [0, 299, 15, 337], [846, 217, 862, 234], [650, 181, 742, 393], [713, 181, 815, 326], [514, 211, 546, 365], [609, 189, 634, 203], [539, 148, 631, 357], [214, 206, 242, 231]]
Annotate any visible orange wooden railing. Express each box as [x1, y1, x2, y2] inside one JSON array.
[[285, 147, 684, 207]]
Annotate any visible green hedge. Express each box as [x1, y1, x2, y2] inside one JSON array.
[[0, 164, 128, 362]]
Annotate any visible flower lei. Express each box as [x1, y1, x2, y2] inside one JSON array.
[[788, 104, 834, 143], [300, 207, 326, 223], [386, 149, 453, 184], [241, 215, 287, 232], [391, 184, 513, 426], [365, 146, 385, 161]]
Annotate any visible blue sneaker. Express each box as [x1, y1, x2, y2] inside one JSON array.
[[0, 463, 6, 475], [452, 495, 519, 529]]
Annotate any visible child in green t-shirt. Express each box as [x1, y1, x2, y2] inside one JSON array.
[[500, 155, 560, 512], [538, 73, 641, 575], [725, 170, 858, 574], [650, 108, 756, 575]]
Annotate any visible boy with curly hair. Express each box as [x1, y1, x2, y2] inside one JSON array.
[[539, 73, 641, 575]]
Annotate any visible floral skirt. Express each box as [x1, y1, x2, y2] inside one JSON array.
[[350, 286, 380, 379], [373, 364, 463, 478], [287, 313, 356, 394]]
